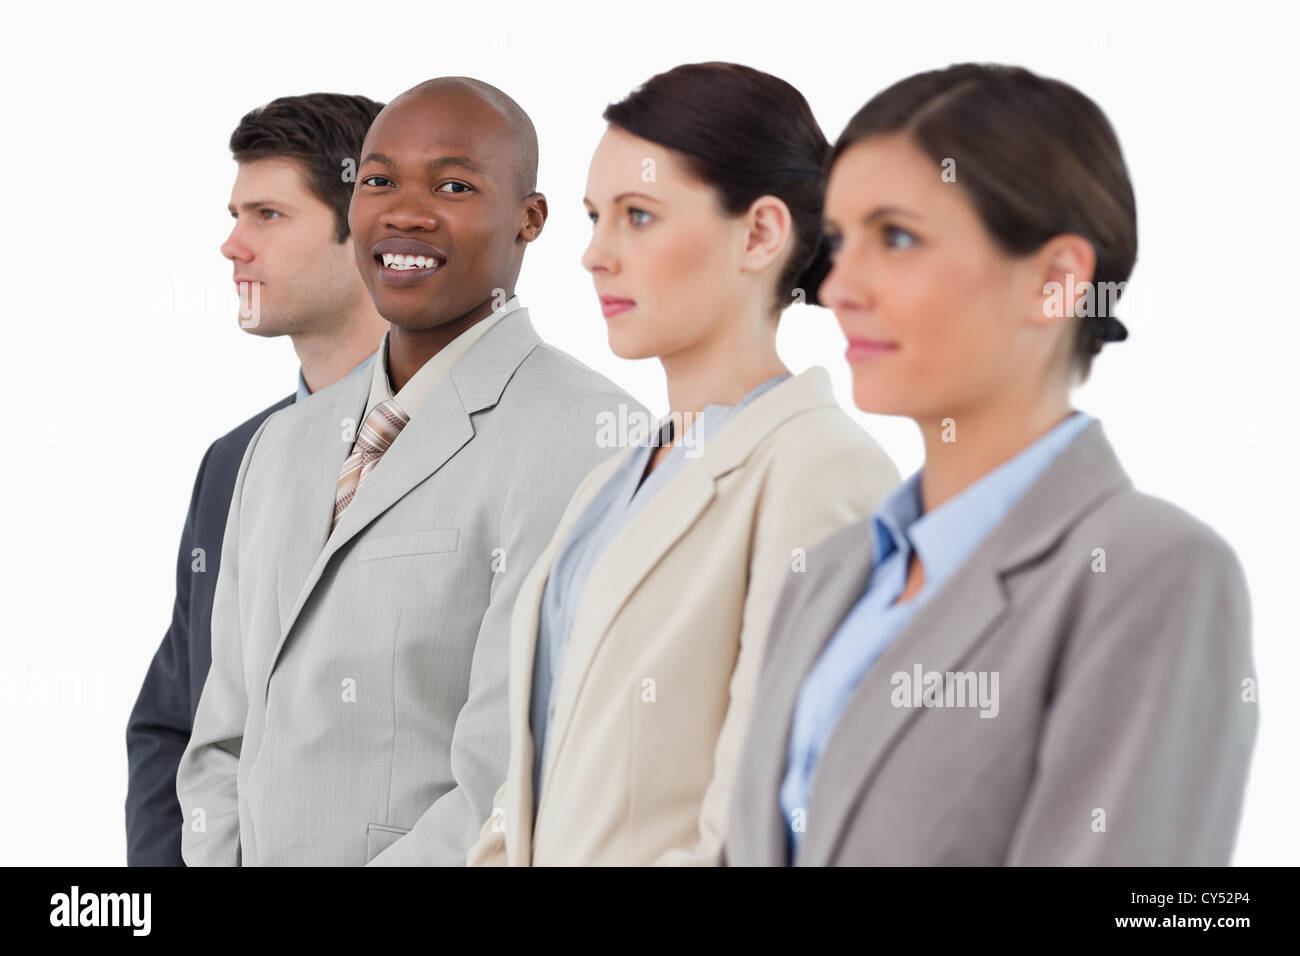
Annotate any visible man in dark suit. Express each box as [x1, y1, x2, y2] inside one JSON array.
[[125, 92, 390, 865]]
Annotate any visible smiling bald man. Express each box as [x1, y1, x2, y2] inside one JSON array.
[[176, 77, 646, 866]]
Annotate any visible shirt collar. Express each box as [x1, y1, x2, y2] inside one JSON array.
[[363, 295, 522, 420], [870, 471, 923, 566], [652, 372, 792, 447], [871, 411, 1095, 585]]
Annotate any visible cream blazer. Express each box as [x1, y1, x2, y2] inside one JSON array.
[[466, 366, 900, 865]]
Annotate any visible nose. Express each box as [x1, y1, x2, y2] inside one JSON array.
[[377, 192, 441, 232], [221, 221, 252, 264], [581, 220, 615, 275], [819, 248, 870, 315]]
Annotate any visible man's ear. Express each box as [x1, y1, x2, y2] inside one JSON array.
[[520, 192, 548, 242], [1030, 233, 1096, 330]]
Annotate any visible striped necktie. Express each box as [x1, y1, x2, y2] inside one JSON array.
[[331, 398, 410, 533]]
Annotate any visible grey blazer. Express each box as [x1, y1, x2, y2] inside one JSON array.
[[176, 308, 645, 865], [726, 420, 1258, 865]]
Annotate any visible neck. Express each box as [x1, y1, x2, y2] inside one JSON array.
[[916, 385, 1073, 513], [660, 304, 789, 420], [292, 297, 389, 395], [385, 295, 505, 392]]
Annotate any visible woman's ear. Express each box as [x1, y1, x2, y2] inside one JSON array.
[[1030, 233, 1097, 331], [739, 194, 793, 274]]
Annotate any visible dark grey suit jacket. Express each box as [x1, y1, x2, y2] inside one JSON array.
[[125, 393, 294, 866], [726, 420, 1258, 865]]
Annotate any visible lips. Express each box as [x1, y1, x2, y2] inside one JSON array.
[[599, 294, 635, 318], [845, 337, 899, 360]]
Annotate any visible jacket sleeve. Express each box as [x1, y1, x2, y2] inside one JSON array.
[[653, 422, 900, 866], [1004, 510, 1258, 865], [369, 391, 639, 866], [124, 445, 213, 866], [464, 778, 510, 866], [463, 447, 621, 868], [175, 417, 274, 866]]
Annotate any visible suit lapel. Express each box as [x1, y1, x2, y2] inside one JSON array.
[[274, 369, 370, 648], [796, 540, 1010, 865], [539, 466, 718, 799], [535, 366, 840, 813], [265, 310, 543, 705], [315, 379, 474, 563], [790, 420, 1132, 865]]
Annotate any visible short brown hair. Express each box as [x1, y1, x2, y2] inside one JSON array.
[[230, 92, 385, 243]]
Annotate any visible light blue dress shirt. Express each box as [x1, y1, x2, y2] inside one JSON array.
[[295, 352, 375, 403], [779, 410, 1095, 858], [530, 374, 791, 816]]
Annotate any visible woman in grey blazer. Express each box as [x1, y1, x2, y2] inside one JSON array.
[[725, 63, 1259, 866]]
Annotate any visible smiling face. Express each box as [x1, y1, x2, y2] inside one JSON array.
[[220, 157, 363, 337], [581, 125, 769, 361], [819, 132, 1076, 424], [349, 86, 541, 331]]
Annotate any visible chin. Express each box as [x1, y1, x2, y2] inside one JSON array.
[[374, 299, 434, 330], [238, 313, 283, 337], [849, 383, 906, 417], [606, 328, 657, 361]]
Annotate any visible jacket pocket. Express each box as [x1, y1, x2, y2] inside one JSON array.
[[356, 528, 459, 562], [366, 822, 412, 862]]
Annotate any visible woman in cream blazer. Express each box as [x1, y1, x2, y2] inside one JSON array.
[[466, 63, 898, 866]]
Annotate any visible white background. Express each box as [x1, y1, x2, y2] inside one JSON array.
[[0, 0, 1294, 865]]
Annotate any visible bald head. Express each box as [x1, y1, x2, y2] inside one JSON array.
[[349, 76, 549, 334], [390, 76, 538, 199]]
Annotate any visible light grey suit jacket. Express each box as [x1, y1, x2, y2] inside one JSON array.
[[176, 308, 645, 865], [727, 420, 1258, 865]]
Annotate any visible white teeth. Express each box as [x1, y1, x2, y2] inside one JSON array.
[[380, 252, 441, 271]]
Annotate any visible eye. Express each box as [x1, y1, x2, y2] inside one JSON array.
[[360, 175, 392, 187], [628, 207, 652, 226], [260, 209, 282, 220], [883, 224, 918, 249], [438, 181, 472, 194], [824, 231, 843, 255], [586, 208, 598, 225]]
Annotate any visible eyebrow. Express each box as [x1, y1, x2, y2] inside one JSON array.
[[360, 152, 486, 176], [823, 205, 925, 230], [860, 205, 924, 224], [227, 200, 296, 215], [582, 191, 664, 206]]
